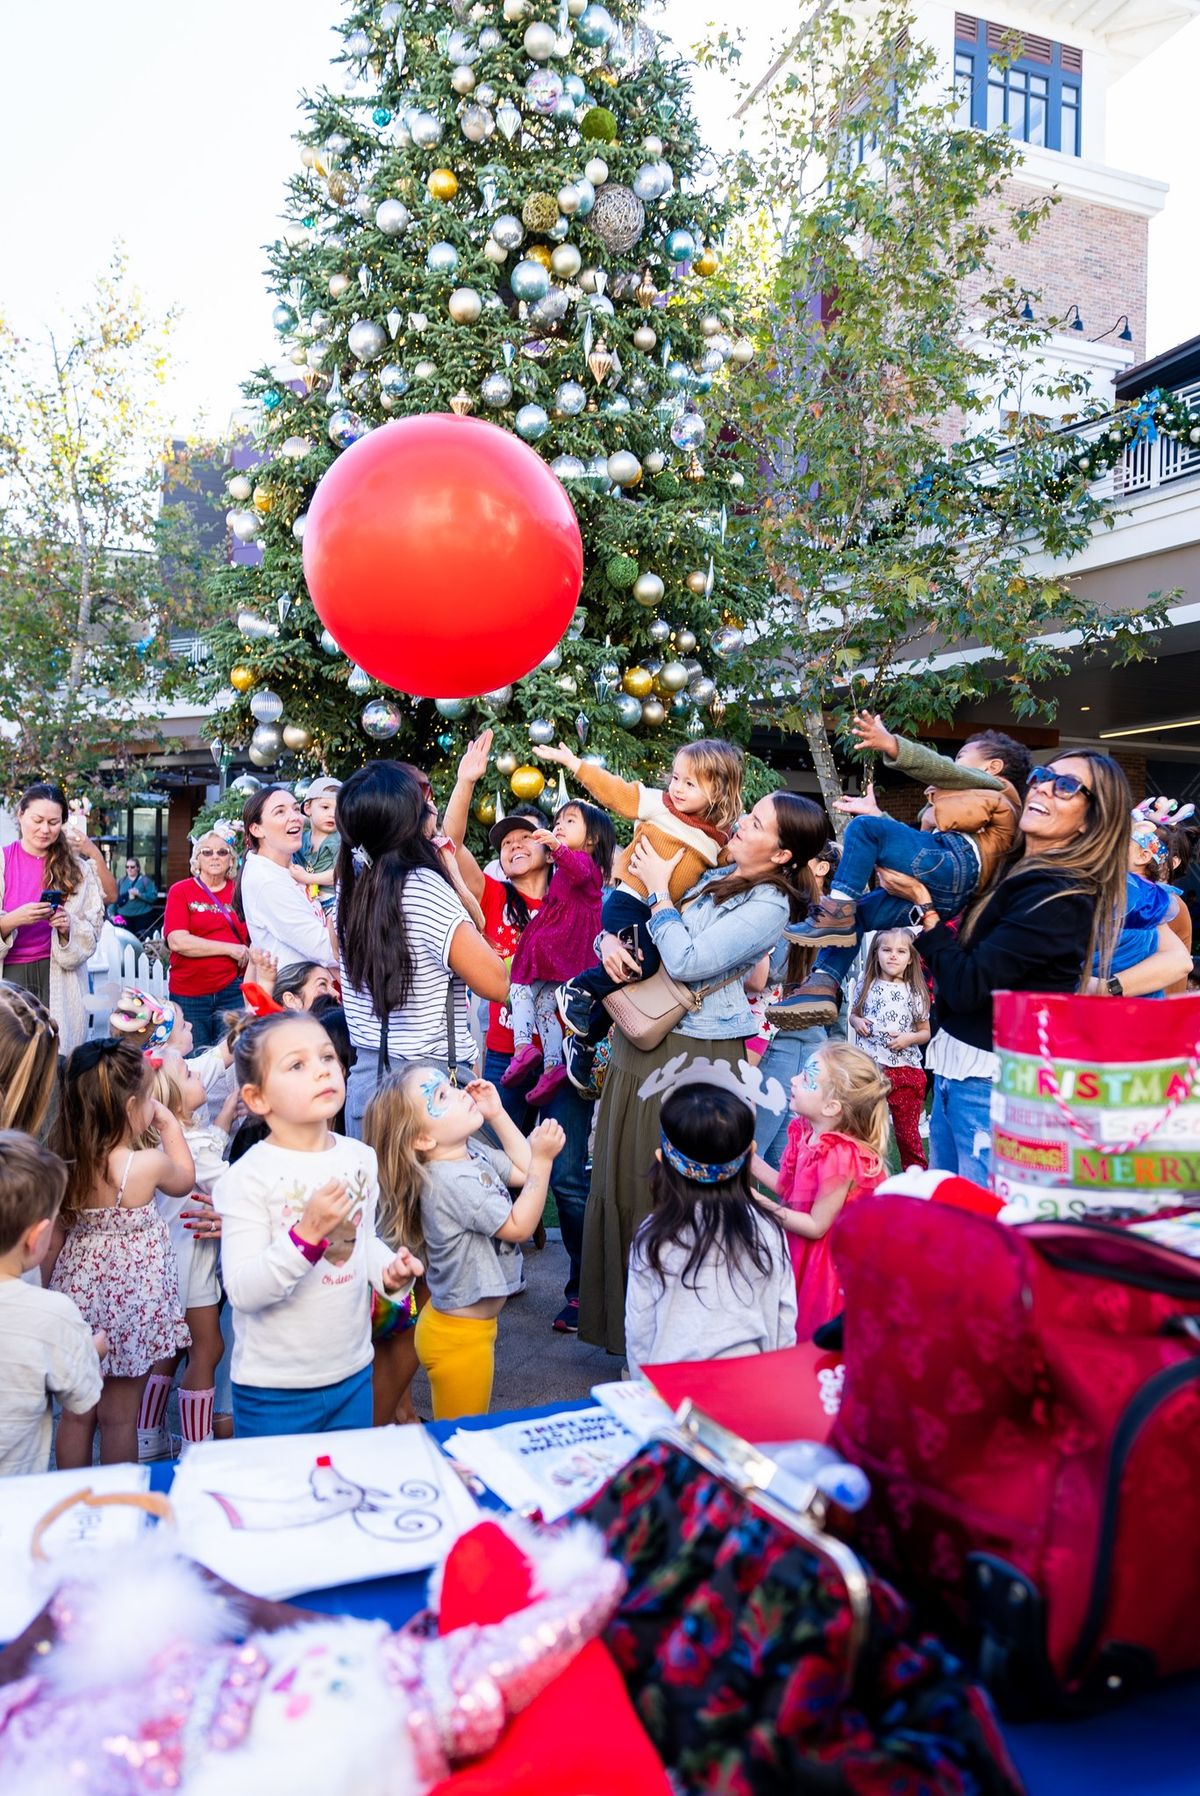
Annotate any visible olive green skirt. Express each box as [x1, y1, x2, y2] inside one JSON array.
[[577, 1028, 745, 1357]]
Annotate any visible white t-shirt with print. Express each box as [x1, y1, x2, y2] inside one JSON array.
[[846, 977, 926, 1070]]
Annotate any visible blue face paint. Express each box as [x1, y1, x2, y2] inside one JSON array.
[[797, 1054, 823, 1092], [419, 1075, 448, 1119]]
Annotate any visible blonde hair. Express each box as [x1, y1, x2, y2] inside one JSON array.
[[189, 831, 237, 880], [0, 982, 60, 1136], [672, 739, 745, 835], [362, 1064, 434, 1256], [147, 1056, 189, 1127], [851, 929, 930, 1025], [816, 1042, 891, 1166]]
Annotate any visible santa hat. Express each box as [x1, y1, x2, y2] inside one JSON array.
[[877, 1167, 1004, 1218], [430, 1520, 670, 1796]]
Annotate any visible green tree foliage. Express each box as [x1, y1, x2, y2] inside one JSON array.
[[194, 0, 773, 830], [715, 2, 1168, 815], [0, 251, 211, 798]]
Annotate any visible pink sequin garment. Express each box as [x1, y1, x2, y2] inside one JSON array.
[[49, 1204, 189, 1378]]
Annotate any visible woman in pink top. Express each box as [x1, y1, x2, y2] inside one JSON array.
[[0, 784, 105, 1053], [751, 1041, 889, 1340]]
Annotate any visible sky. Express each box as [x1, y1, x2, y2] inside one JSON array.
[[0, 0, 1196, 434]]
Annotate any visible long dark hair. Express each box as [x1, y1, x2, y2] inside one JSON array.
[[336, 762, 456, 1019], [233, 784, 289, 921], [51, 1039, 150, 1225], [555, 801, 616, 881], [638, 1088, 783, 1297], [711, 791, 828, 988], [497, 804, 548, 933], [17, 783, 83, 898]]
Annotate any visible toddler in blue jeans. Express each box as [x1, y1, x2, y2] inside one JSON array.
[[775, 714, 1029, 1029]]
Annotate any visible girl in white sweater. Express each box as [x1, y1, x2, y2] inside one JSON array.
[[212, 1013, 422, 1439]]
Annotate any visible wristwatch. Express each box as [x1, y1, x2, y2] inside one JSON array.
[[909, 903, 940, 929], [645, 890, 669, 909], [1106, 974, 1124, 997]]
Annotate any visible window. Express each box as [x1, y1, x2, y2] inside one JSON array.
[[954, 14, 1081, 156]]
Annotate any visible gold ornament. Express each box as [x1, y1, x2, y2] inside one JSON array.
[[686, 569, 708, 596], [473, 794, 497, 826], [252, 486, 274, 515], [636, 270, 658, 307], [696, 247, 720, 278], [428, 167, 459, 201], [450, 388, 474, 415], [641, 697, 666, 727], [282, 724, 312, 751], [594, 68, 619, 86], [685, 454, 706, 482], [328, 273, 351, 298], [526, 244, 553, 270], [229, 665, 255, 693], [327, 170, 358, 204], [510, 765, 545, 800], [587, 340, 614, 385], [622, 666, 653, 699]]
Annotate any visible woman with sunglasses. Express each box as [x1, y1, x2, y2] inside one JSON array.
[[163, 832, 251, 1049], [878, 752, 1142, 1184]]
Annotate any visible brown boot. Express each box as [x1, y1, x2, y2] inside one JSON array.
[[766, 970, 842, 1030], [782, 895, 858, 948]]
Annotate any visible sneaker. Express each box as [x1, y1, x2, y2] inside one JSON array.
[[137, 1424, 174, 1463], [782, 895, 858, 947], [564, 1035, 599, 1096], [766, 971, 842, 1031], [556, 981, 596, 1038], [501, 1042, 543, 1088], [552, 1301, 580, 1334], [526, 1062, 569, 1107]]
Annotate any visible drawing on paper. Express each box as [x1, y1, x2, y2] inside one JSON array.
[[205, 1454, 443, 1541]]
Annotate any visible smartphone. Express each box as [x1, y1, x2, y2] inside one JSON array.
[[617, 924, 644, 961], [40, 889, 63, 908]]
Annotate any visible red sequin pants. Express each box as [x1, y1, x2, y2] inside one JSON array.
[[885, 1065, 927, 1170]]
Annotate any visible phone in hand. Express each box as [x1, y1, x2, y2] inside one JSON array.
[[39, 889, 63, 908], [617, 923, 644, 963]]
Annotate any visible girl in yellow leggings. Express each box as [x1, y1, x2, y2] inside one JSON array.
[[364, 1067, 563, 1420]]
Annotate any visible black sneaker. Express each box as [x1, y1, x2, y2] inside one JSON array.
[[556, 981, 595, 1038], [564, 1035, 599, 1096]]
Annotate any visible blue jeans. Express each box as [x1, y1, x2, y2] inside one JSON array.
[[816, 869, 978, 990], [171, 978, 244, 1050], [929, 1074, 994, 1186], [755, 1027, 826, 1168], [571, 891, 660, 1039], [837, 816, 981, 909], [484, 1047, 593, 1306], [232, 1363, 373, 1438]]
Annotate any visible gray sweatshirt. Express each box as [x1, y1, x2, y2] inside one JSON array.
[[624, 1206, 798, 1376]]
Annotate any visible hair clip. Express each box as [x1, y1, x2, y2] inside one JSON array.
[[351, 844, 373, 870], [1132, 797, 1196, 826], [638, 1053, 787, 1114], [659, 1133, 752, 1185]]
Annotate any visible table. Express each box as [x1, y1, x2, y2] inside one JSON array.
[[144, 1401, 1193, 1795]]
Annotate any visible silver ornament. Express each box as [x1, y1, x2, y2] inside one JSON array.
[[280, 434, 313, 460], [510, 259, 550, 302], [659, 660, 689, 692], [550, 242, 582, 279], [675, 628, 697, 655], [575, 712, 590, 745], [348, 319, 388, 362], [515, 403, 549, 441], [426, 240, 459, 275], [550, 454, 586, 480], [375, 199, 410, 236], [641, 697, 666, 727], [227, 474, 252, 502], [209, 738, 224, 765], [460, 103, 495, 142], [686, 711, 705, 740], [379, 363, 410, 399], [531, 288, 570, 326], [495, 749, 518, 774], [523, 20, 557, 59], [282, 725, 311, 754], [633, 325, 657, 352], [529, 719, 555, 746], [291, 512, 307, 541], [687, 675, 716, 707], [557, 183, 582, 216], [730, 337, 754, 366], [448, 286, 483, 323], [327, 408, 364, 449], [483, 239, 508, 266], [277, 592, 293, 626], [587, 184, 646, 254], [491, 213, 525, 251], [614, 693, 643, 729], [348, 665, 373, 695], [496, 103, 522, 142], [237, 609, 277, 641], [320, 629, 341, 657], [554, 379, 587, 416], [539, 646, 563, 671], [362, 699, 402, 739], [486, 689, 514, 714], [229, 510, 260, 544], [648, 618, 671, 645], [481, 371, 513, 408], [607, 450, 642, 487], [413, 359, 438, 381], [450, 63, 476, 94], [644, 450, 666, 475], [409, 110, 444, 148], [434, 697, 470, 719], [250, 688, 284, 723], [584, 156, 609, 186], [671, 411, 707, 451], [711, 624, 745, 660], [633, 571, 665, 608], [250, 723, 284, 762]]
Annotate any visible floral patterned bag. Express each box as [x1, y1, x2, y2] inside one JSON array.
[[576, 1407, 1023, 1796]]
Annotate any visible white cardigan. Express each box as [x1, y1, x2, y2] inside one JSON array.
[[0, 854, 104, 1053]]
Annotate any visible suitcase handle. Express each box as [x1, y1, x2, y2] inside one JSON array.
[[1034, 1005, 1200, 1155]]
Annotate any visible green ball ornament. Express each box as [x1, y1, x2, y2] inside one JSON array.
[[605, 554, 639, 589], [580, 106, 617, 143], [521, 192, 561, 234], [654, 472, 682, 498]]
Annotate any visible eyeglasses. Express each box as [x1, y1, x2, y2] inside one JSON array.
[[199, 848, 232, 857], [1026, 766, 1093, 801]]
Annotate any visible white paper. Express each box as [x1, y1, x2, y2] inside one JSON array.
[[169, 1425, 479, 1600], [0, 1462, 151, 1642], [443, 1405, 640, 1524], [591, 1379, 675, 1443]]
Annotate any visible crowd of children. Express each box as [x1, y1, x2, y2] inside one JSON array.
[[1, 718, 1197, 1478]]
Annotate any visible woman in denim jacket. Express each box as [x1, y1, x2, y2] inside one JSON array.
[[578, 792, 827, 1356]]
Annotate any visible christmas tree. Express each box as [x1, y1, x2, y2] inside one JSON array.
[[199, 0, 767, 830]]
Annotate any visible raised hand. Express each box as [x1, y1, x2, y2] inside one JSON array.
[[533, 741, 579, 771], [465, 1077, 503, 1120], [528, 1118, 566, 1163], [833, 781, 882, 819], [850, 711, 898, 759], [457, 728, 493, 786]]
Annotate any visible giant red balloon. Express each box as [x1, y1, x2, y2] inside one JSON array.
[[301, 414, 584, 699]]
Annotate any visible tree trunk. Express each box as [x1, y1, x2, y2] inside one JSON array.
[[804, 709, 846, 834]]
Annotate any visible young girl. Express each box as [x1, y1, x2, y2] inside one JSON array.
[[624, 1078, 796, 1377], [47, 1039, 195, 1467], [752, 1042, 889, 1341], [363, 1067, 563, 1421], [211, 1013, 422, 1439], [847, 929, 931, 1171], [146, 1048, 238, 1447], [502, 800, 615, 1107], [536, 738, 744, 1089]]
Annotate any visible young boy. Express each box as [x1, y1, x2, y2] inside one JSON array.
[[0, 1131, 105, 1476], [775, 713, 1030, 1027], [292, 775, 342, 915]]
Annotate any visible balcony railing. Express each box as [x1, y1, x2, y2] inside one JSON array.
[[1053, 378, 1200, 504]]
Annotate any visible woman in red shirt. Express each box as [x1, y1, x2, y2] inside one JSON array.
[[163, 831, 250, 1047]]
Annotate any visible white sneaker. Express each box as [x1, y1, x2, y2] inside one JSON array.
[[137, 1424, 173, 1462]]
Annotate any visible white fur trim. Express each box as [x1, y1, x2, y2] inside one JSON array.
[[425, 1515, 608, 1613]]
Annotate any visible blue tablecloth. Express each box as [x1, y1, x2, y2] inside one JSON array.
[[144, 1401, 1194, 1795]]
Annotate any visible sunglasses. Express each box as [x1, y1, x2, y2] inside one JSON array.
[[199, 848, 232, 857], [1026, 766, 1093, 801]]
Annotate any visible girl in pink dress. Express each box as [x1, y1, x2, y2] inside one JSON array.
[[47, 1039, 196, 1467], [501, 801, 614, 1107], [751, 1042, 889, 1339]]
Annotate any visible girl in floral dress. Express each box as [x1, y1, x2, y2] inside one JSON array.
[[48, 1039, 195, 1467], [751, 1042, 889, 1340], [847, 928, 931, 1170]]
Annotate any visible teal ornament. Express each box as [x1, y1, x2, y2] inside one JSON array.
[[564, 74, 586, 101], [436, 732, 455, 753], [577, 4, 616, 47], [671, 692, 692, 718], [426, 241, 459, 275], [693, 371, 715, 395], [574, 177, 595, 217], [327, 409, 364, 449], [262, 388, 283, 410], [379, 364, 410, 399], [614, 693, 643, 729], [271, 303, 295, 333], [664, 228, 696, 263], [510, 259, 551, 302], [434, 697, 470, 720], [515, 403, 550, 442], [665, 360, 690, 388], [373, 107, 393, 126], [320, 629, 341, 656], [554, 95, 576, 121]]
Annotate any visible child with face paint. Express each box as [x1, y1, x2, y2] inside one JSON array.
[[364, 1066, 564, 1420], [751, 1042, 889, 1341]]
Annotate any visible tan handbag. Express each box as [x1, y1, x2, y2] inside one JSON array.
[[601, 961, 748, 1052]]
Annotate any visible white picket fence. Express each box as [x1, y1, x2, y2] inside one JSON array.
[[85, 923, 169, 1037]]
